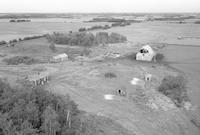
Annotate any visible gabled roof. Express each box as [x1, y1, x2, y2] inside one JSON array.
[[140, 45, 155, 55]]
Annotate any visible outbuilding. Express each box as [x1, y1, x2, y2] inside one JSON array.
[[28, 72, 49, 86], [136, 45, 156, 61], [51, 53, 68, 63]]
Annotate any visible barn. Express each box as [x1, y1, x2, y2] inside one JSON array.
[[136, 45, 156, 61]]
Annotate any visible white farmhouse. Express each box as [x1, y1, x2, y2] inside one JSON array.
[[136, 45, 156, 61]]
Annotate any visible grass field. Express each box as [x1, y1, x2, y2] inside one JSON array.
[[0, 18, 200, 134]]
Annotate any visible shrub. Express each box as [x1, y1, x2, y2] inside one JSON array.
[[0, 40, 7, 45], [80, 48, 91, 56], [49, 42, 57, 52], [155, 53, 164, 62], [3, 56, 39, 65], [124, 52, 137, 60], [104, 72, 117, 78], [79, 27, 87, 32], [194, 21, 200, 24], [111, 22, 122, 27], [64, 48, 91, 60], [103, 25, 111, 29], [158, 75, 190, 107]]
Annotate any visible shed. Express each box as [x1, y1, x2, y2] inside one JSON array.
[[28, 72, 49, 86], [51, 53, 68, 63], [136, 45, 156, 61]]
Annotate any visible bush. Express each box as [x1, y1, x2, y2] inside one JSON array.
[[49, 42, 57, 52], [194, 21, 200, 24], [155, 53, 164, 62], [103, 25, 111, 29], [79, 27, 87, 32], [3, 56, 39, 65], [65, 48, 91, 60], [104, 72, 117, 78], [158, 75, 190, 107], [111, 22, 122, 27], [0, 40, 7, 45], [124, 52, 137, 60]]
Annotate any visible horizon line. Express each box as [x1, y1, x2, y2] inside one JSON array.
[[0, 12, 200, 14]]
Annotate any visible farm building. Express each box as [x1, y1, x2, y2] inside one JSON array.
[[28, 72, 49, 86], [51, 53, 68, 63], [136, 45, 156, 61]]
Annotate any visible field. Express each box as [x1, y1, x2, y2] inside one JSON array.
[[91, 21, 200, 106], [0, 18, 109, 41], [0, 16, 200, 135]]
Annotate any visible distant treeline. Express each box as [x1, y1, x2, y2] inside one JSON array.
[[79, 21, 131, 32], [47, 32, 127, 46], [0, 34, 47, 46], [0, 13, 75, 19], [78, 25, 110, 32], [87, 17, 139, 23], [154, 16, 195, 21], [10, 19, 31, 22], [88, 17, 127, 23]]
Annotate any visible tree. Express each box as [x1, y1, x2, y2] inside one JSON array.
[[42, 105, 60, 135], [49, 42, 57, 52], [0, 113, 17, 135], [19, 120, 38, 135]]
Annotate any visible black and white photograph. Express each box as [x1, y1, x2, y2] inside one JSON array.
[[0, 0, 199, 135]]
